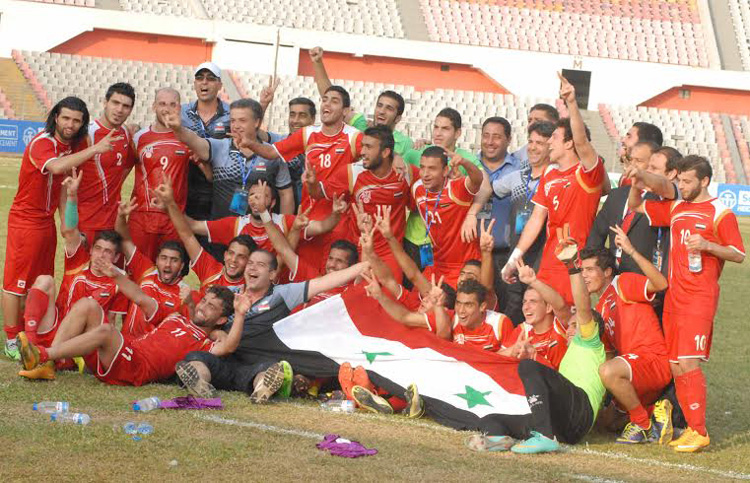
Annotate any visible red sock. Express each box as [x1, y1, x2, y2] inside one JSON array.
[[23, 288, 49, 342], [38, 346, 49, 363], [4, 323, 21, 341], [628, 404, 650, 429], [387, 396, 408, 412], [675, 368, 707, 436]]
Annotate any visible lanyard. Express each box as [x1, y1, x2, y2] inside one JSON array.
[[424, 184, 444, 237], [523, 170, 538, 207], [232, 148, 258, 188]]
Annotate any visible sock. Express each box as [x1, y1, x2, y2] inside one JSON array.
[[628, 405, 651, 430], [38, 346, 49, 363], [4, 323, 20, 341], [23, 288, 49, 342], [675, 368, 707, 436], [386, 396, 408, 412]]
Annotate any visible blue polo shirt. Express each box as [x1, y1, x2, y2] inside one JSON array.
[[476, 151, 521, 249]]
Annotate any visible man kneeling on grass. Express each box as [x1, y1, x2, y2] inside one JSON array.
[[16, 282, 253, 387]]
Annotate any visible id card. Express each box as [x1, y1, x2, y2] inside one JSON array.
[[652, 248, 663, 272], [419, 244, 434, 268], [515, 207, 531, 235], [229, 187, 249, 215]]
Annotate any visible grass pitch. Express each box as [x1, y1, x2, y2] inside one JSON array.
[[1, 155, 749, 482]]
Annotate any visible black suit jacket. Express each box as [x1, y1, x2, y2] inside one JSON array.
[[586, 186, 670, 276]]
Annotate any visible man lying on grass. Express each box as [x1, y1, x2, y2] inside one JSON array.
[[15, 275, 257, 387]]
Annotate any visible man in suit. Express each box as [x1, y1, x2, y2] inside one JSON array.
[[586, 141, 668, 276]]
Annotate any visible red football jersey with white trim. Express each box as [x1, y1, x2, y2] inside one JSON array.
[[189, 249, 244, 294], [410, 176, 480, 272], [532, 159, 605, 295], [426, 309, 514, 351], [122, 248, 185, 336], [131, 313, 214, 382], [644, 197, 745, 316], [596, 273, 667, 356], [205, 213, 296, 254], [511, 318, 569, 369], [78, 120, 136, 233], [273, 124, 363, 220], [56, 241, 128, 318], [131, 127, 191, 233], [9, 132, 86, 228]]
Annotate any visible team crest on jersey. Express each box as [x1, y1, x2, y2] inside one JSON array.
[[143, 146, 154, 158], [358, 189, 372, 204]]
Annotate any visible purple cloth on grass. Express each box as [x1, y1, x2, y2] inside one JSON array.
[[316, 433, 377, 458], [158, 396, 224, 410]]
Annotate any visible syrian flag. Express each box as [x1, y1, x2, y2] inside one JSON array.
[[241, 286, 531, 436]]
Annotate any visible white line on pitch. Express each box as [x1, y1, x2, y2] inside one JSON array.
[[195, 413, 324, 440]]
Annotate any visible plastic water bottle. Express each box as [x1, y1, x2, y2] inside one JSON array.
[[133, 397, 161, 412], [33, 402, 69, 413], [50, 412, 91, 425], [320, 400, 356, 413], [123, 422, 138, 434], [137, 423, 154, 435], [688, 251, 702, 273]]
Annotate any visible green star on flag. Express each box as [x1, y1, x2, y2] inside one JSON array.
[[361, 351, 392, 364], [455, 385, 493, 409]]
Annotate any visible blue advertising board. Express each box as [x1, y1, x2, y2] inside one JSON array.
[[0, 119, 45, 154], [716, 184, 750, 217]]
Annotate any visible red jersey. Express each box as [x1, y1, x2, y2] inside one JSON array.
[[131, 127, 191, 233], [426, 309, 515, 351], [190, 249, 245, 294], [123, 248, 185, 337], [596, 273, 667, 357], [288, 257, 351, 312], [131, 313, 215, 383], [511, 318, 569, 369], [77, 120, 136, 233], [9, 132, 86, 228], [205, 213, 296, 254], [644, 198, 745, 316], [273, 124, 363, 220], [56, 241, 129, 318], [532, 159, 605, 297], [410, 176, 480, 279], [326, 162, 418, 249]]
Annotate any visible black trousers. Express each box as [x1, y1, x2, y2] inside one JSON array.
[[518, 359, 593, 444], [401, 239, 423, 290], [184, 351, 273, 394]]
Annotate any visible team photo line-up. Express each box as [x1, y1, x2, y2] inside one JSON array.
[[2, 47, 745, 455]]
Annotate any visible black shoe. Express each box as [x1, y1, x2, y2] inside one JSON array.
[[175, 361, 217, 398]]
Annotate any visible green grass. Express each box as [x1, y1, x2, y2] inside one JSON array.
[[1, 155, 749, 481]]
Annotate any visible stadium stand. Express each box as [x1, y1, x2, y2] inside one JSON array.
[[0, 88, 14, 119], [600, 103, 730, 183], [730, 115, 750, 181], [19, 0, 95, 5], [117, 0, 406, 38], [420, 0, 710, 67], [728, 0, 750, 70]]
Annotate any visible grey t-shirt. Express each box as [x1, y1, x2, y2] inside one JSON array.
[[227, 282, 308, 358], [207, 138, 292, 218]]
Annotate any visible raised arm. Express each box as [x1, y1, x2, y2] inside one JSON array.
[[307, 193, 347, 236], [114, 199, 138, 260], [363, 271, 427, 328], [259, 77, 280, 117], [610, 225, 668, 292], [60, 168, 83, 255], [627, 175, 647, 212], [517, 258, 572, 323], [478, 219, 498, 309], [501, 204, 548, 283], [307, 261, 369, 299], [250, 182, 298, 273], [627, 165, 676, 200], [557, 239, 596, 336], [558, 73, 597, 170], [94, 258, 158, 318], [211, 290, 250, 357], [360, 224, 401, 298], [302, 159, 325, 199], [461, 171, 492, 243], [309, 47, 334, 98], [153, 177, 202, 261], [164, 111, 210, 161], [449, 152, 484, 193], [45, 129, 122, 175], [374, 206, 431, 295]]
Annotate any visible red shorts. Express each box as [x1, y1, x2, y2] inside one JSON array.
[[128, 213, 179, 261], [84, 333, 149, 386], [3, 224, 57, 296], [663, 311, 714, 363], [617, 352, 671, 406]]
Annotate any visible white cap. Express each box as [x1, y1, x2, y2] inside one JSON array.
[[194, 62, 221, 78]]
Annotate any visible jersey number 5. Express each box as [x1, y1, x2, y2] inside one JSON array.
[[552, 195, 560, 211]]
